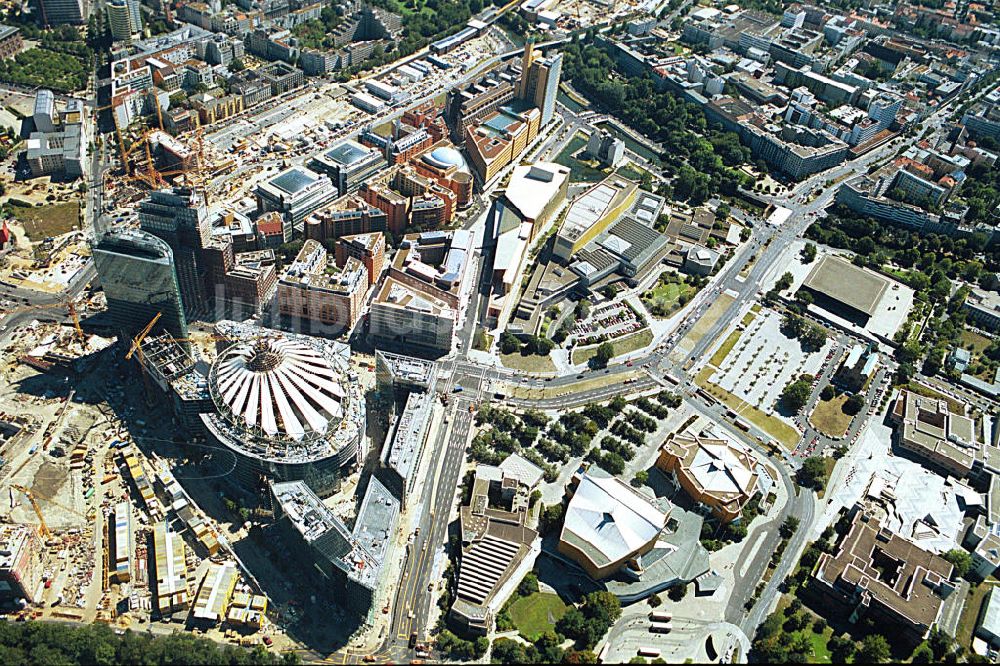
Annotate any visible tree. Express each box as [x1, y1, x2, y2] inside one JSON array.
[[843, 393, 865, 415], [648, 593, 662, 608], [911, 644, 934, 663], [780, 379, 812, 412], [593, 342, 615, 368], [801, 243, 817, 263], [779, 516, 800, 539], [803, 323, 826, 350], [776, 272, 794, 291], [942, 549, 973, 578], [492, 638, 529, 664], [500, 331, 520, 355], [668, 584, 687, 602], [927, 626, 956, 660], [797, 456, 827, 491], [828, 636, 856, 664], [538, 503, 565, 536], [631, 470, 649, 487], [518, 572, 539, 597], [857, 635, 891, 664], [820, 385, 835, 401]]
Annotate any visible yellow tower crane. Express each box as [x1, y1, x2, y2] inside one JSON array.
[[11, 484, 51, 539]]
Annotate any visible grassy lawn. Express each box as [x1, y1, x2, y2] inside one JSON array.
[[695, 367, 800, 450], [817, 458, 837, 500], [957, 581, 994, 652], [683, 293, 735, 348], [501, 351, 556, 373], [810, 395, 853, 438], [8, 202, 80, 241], [709, 328, 743, 369], [572, 328, 653, 365], [617, 163, 650, 182], [509, 370, 643, 400], [641, 275, 695, 318], [960, 329, 994, 354], [509, 592, 568, 641], [772, 596, 833, 663], [553, 132, 607, 182]]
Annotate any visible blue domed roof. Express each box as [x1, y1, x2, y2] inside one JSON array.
[[427, 146, 465, 168]]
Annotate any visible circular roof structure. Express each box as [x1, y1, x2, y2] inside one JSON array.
[[210, 336, 347, 442], [424, 146, 466, 170]]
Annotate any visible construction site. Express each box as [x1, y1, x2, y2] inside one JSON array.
[[0, 310, 288, 648]]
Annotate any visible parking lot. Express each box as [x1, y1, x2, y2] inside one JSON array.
[[709, 309, 831, 420], [572, 301, 645, 345]]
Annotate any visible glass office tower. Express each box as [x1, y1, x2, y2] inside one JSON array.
[[92, 228, 189, 339]]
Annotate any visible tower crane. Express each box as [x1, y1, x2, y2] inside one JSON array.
[[11, 485, 51, 539], [1, 298, 86, 343]]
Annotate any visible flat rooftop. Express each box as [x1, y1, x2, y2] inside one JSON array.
[[802, 255, 888, 317], [323, 139, 375, 166], [270, 167, 319, 195]]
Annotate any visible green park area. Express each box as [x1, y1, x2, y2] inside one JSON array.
[[809, 395, 853, 438], [641, 272, 696, 318], [572, 328, 653, 366], [509, 592, 568, 641], [7, 202, 80, 241], [553, 132, 608, 183], [501, 351, 557, 374]]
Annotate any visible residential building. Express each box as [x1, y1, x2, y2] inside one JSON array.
[[108, 0, 141, 38], [25, 91, 86, 179], [138, 187, 212, 318], [834, 343, 878, 392], [335, 232, 385, 287], [309, 139, 387, 195], [553, 176, 638, 261], [271, 479, 398, 616], [519, 46, 562, 126], [378, 385, 433, 505], [257, 61, 304, 96], [0, 26, 22, 60], [370, 278, 456, 356], [303, 195, 387, 243], [682, 246, 720, 276], [224, 250, 277, 315], [963, 289, 1000, 332], [38, 0, 85, 25], [465, 105, 541, 184], [961, 87, 1000, 142], [276, 240, 369, 334], [450, 465, 541, 634], [586, 130, 625, 168]]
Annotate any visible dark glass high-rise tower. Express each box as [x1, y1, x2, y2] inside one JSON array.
[[92, 228, 189, 339]]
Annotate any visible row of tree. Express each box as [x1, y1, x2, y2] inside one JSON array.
[[0, 622, 297, 665]]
